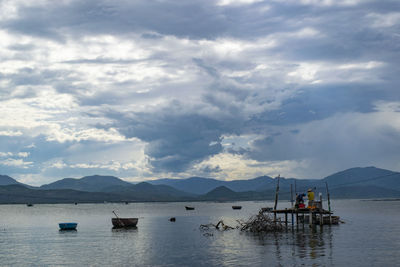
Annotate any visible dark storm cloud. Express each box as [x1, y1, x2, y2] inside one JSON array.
[[2, 0, 228, 40], [4, 0, 393, 42], [105, 105, 244, 172], [251, 83, 398, 126]]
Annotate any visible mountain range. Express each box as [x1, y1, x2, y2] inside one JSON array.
[[0, 166, 399, 203]]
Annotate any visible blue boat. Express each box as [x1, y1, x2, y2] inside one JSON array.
[[59, 223, 78, 230]]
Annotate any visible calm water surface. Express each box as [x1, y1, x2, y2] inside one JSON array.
[[0, 200, 399, 266]]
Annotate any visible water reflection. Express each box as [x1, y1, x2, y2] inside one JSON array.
[[0, 200, 398, 266], [111, 227, 138, 233], [58, 229, 78, 235], [242, 225, 335, 265]]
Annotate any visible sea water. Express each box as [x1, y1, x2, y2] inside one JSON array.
[[0, 199, 399, 266]]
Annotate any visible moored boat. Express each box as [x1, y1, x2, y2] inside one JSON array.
[[112, 218, 138, 228], [185, 206, 195, 210], [232, 205, 242, 210], [59, 222, 78, 230]]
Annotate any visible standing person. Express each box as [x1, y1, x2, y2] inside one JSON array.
[[307, 188, 315, 208]]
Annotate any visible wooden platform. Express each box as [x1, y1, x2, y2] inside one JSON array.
[[269, 208, 332, 215], [262, 207, 336, 226]]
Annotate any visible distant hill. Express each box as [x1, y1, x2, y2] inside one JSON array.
[[104, 182, 195, 201], [149, 166, 400, 199], [0, 182, 195, 204], [0, 184, 124, 204], [149, 175, 279, 194], [0, 175, 34, 189], [149, 175, 319, 195], [0, 175, 20, 186], [323, 167, 400, 191], [201, 186, 240, 200], [149, 177, 225, 195], [200, 186, 270, 201], [329, 185, 400, 199], [1, 166, 400, 203], [41, 175, 133, 192]]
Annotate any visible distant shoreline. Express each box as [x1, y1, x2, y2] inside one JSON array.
[[2, 197, 400, 205], [363, 198, 400, 202]]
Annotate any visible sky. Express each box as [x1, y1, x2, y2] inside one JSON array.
[[1, 0, 400, 186]]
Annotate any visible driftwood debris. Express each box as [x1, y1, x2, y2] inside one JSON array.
[[200, 209, 284, 235], [200, 220, 235, 231]]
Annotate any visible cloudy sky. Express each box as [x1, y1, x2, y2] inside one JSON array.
[[1, 0, 400, 185]]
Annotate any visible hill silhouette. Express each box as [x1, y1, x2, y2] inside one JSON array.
[[1, 166, 399, 203]]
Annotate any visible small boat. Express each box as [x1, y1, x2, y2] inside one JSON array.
[[232, 206, 242, 210], [185, 206, 195, 210], [169, 217, 176, 222], [112, 218, 138, 228], [111, 210, 138, 228], [59, 223, 78, 230], [26, 203, 33, 207]]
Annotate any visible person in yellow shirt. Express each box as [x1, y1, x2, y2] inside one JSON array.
[[307, 188, 315, 208]]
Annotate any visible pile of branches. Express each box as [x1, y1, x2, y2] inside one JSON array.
[[237, 209, 284, 233], [200, 209, 284, 235]]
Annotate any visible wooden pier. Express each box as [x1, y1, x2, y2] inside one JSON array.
[[266, 176, 339, 227], [266, 207, 337, 227]]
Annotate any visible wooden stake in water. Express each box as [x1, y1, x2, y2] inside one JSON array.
[[319, 193, 323, 226], [325, 182, 332, 225], [273, 175, 280, 222], [291, 184, 294, 228]]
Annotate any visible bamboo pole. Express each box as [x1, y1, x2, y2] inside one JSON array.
[[325, 182, 332, 225], [290, 184, 294, 228], [113, 210, 125, 227], [285, 209, 288, 229], [273, 175, 280, 222], [319, 193, 323, 226]]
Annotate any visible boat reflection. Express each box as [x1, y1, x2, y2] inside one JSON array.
[[111, 226, 138, 233]]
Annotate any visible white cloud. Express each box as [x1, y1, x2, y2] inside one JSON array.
[[0, 158, 33, 168], [0, 130, 23, 136], [338, 61, 384, 70], [276, 0, 363, 7], [217, 0, 264, 6], [0, 152, 29, 158], [367, 12, 400, 28], [193, 152, 311, 180]]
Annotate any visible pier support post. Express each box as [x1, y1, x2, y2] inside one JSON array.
[[319, 194, 323, 226], [326, 182, 332, 225], [285, 209, 288, 228], [273, 175, 280, 225], [290, 184, 294, 229]]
